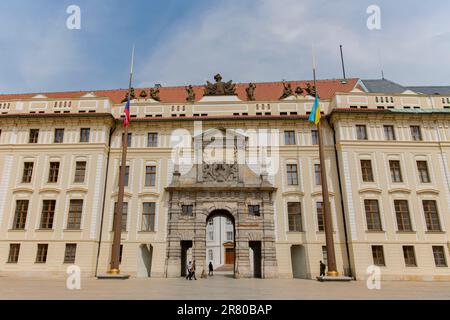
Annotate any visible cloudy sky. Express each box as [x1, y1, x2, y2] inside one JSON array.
[[0, 0, 449, 94]]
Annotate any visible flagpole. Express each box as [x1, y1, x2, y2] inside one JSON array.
[[312, 46, 339, 277], [109, 45, 134, 274]]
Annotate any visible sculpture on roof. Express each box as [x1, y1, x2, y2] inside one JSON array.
[[149, 87, 161, 101], [139, 90, 148, 99], [295, 86, 303, 95], [279, 81, 293, 100], [305, 82, 317, 97], [185, 85, 196, 103], [246, 83, 256, 101], [204, 74, 236, 96], [121, 87, 136, 103]]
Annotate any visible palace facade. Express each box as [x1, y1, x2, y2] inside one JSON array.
[[0, 76, 449, 281]]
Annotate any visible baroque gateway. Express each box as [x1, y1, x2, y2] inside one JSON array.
[[0, 76, 450, 281]]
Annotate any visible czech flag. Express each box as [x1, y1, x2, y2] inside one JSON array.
[[123, 100, 130, 127], [308, 95, 321, 125]]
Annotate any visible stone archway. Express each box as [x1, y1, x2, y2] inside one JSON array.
[[205, 209, 236, 277]]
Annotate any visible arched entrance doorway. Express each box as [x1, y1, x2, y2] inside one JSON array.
[[205, 210, 235, 277]]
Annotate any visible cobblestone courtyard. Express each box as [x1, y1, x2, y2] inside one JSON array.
[[1, 275, 450, 300]]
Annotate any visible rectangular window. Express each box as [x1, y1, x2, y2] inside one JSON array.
[[287, 202, 302, 232], [13, 200, 29, 230], [316, 202, 324, 232], [248, 205, 260, 216], [284, 131, 296, 145], [423, 200, 441, 231], [181, 205, 193, 216], [364, 199, 382, 231], [311, 130, 319, 145], [63, 244, 77, 264], [29, 129, 39, 143], [394, 200, 412, 232], [145, 166, 156, 187], [226, 231, 233, 241], [286, 164, 298, 185], [356, 125, 368, 140], [67, 199, 83, 230], [80, 128, 90, 143], [54, 128, 64, 143], [8, 244, 20, 263], [360, 160, 374, 182], [384, 125, 396, 141], [371, 246, 386, 266], [389, 160, 403, 183], [141, 202, 156, 232], [22, 162, 34, 183], [417, 161, 431, 183], [122, 133, 132, 147], [403, 246, 417, 267], [48, 162, 60, 183], [147, 133, 158, 147], [410, 126, 422, 141], [208, 231, 214, 241], [432, 246, 447, 267], [36, 244, 48, 263], [208, 249, 213, 261], [74, 161, 86, 183], [314, 164, 322, 185], [40, 200, 56, 229]]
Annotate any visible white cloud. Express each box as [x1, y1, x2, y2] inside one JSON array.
[[138, 0, 450, 87]]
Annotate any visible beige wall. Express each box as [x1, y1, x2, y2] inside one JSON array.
[[0, 89, 449, 281]]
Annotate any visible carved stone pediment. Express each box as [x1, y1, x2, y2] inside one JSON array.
[[202, 163, 238, 183]]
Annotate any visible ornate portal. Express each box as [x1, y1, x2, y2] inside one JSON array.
[[204, 74, 237, 96]]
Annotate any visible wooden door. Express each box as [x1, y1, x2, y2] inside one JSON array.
[[225, 248, 234, 265]]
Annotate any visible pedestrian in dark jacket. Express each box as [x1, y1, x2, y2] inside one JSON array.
[[320, 260, 326, 277], [208, 261, 214, 276]]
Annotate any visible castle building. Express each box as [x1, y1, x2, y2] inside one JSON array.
[[0, 76, 449, 281]]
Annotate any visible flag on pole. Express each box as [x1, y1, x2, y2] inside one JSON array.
[[123, 100, 131, 127], [308, 95, 321, 125], [123, 45, 135, 128]]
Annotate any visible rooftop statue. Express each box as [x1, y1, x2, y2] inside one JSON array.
[[204, 74, 236, 96], [305, 82, 317, 97], [121, 87, 136, 103], [295, 86, 304, 95], [279, 81, 293, 100], [185, 85, 196, 103], [139, 90, 148, 98], [149, 87, 161, 101], [246, 83, 256, 101]]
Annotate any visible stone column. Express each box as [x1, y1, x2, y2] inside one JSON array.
[[262, 192, 278, 278], [234, 205, 251, 278], [193, 210, 207, 278], [166, 235, 181, 278]]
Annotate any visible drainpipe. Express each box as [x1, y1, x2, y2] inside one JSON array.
[[95, 123, 116, 277], [327, 118, 353, 278]]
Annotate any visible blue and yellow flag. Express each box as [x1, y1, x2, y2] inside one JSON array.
[[308, 95, 321, 125]]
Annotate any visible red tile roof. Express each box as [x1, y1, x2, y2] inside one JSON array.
[[0, 78, 359, 104]]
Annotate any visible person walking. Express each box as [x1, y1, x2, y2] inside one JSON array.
[[320, 260, 326, 277], [208, 261, 214, 276], [190, 260, 197, 280], [186, 260, 192, 280]]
